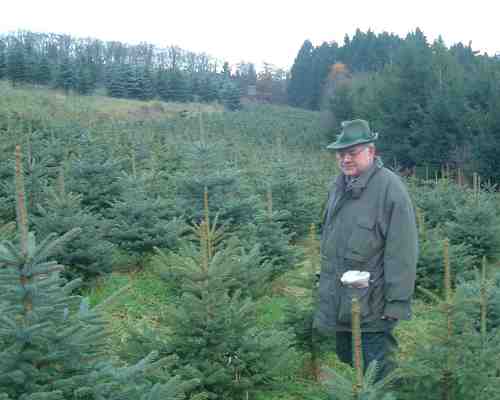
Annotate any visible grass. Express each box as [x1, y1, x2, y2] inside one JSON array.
[[254, 381, 329, 400], [0, 80, 223, 127], [256, 295, 292, 328], [86, 259, 444, 399], [87, 269, 174, 317], [85, 269, 175, 353], [394, 299, 442, 362]]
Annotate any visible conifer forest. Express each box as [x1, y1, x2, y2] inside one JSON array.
[[1, 28, 500, 399]]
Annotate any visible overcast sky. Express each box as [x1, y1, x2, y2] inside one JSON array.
[[1, 0, 499, 70]]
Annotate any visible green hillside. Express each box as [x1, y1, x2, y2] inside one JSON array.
[[1, 82, 500, 400]]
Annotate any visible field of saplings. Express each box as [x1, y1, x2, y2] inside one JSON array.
[[1, 81, 500, 400]]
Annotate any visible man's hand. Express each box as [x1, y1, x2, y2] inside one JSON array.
[[349, 281, 369, 289]]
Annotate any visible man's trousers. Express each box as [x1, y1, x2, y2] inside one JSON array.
[[335, 330, 398, 381]]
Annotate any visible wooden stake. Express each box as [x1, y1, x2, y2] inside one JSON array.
[[15, 145, 32, 314], [199, 110, 206, 146], [473, 172, 478, 201], [308, 223, 320, 381], [443, 239, 451, 303], [15, 145, 28, 258], [203, 187, 212, 260], [131, 148, 137, 178], [266, 185, 273, 220], [416, 208, 425, 239], [443, 238, 453, 400], [352, 296, 363, 397], [480, 256, 487, 341], [57, 166, 66, 197], [477, 174, 481, 204]]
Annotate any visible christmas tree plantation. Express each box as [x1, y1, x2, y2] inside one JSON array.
[[0, 146, 187, 400], [121, 197, 297, 399]]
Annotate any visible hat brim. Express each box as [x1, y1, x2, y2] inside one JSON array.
[[326, 132, 378, 150]]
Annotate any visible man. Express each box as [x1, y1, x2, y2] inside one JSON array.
[[314, 119, 418, 378]]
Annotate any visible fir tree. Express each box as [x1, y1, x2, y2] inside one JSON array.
[[0, 145, 186, 400], [446, 186, 500, 261], [324, 296, 396, 400], [66, 139, 123, 212], [239, 190, 301, 282], [32, 169, 113, 285], [138, 66, 156, 101], [283, 224, 324, 381], [35, 55, 52, 86], [54, 57, 76, 94], [0, 134, 55, 224], [124, 64, 142, 99], [219, 81, 241, 111], [106, 64, 128, 98], [165, 69, 189, 102], [221, 61, 231, 78], [329, 82, 355, 125], [0, 39, 7, 80], [175, 137, 256, 230], [288, 40, 314, 109], [6, 40, 27, 86], [156, 67, 170, 101], [398, 240, 500, 400], [75, 62, 96, 95], [126, 202, 296, 399], [108, 173, 186, 267], [190, 75, 202, 101], [176, 169, 256, 228], [455, 267, 500, 333], [310, 41, 337, 110], [260, 160, 317, 237], [415, 210, 476, 291], [198, 76, 218, 102], [410, 178, 467, 229], [153, 202, 272, 301]]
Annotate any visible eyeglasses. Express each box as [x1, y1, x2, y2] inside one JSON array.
[[336, 145, 368, 159]]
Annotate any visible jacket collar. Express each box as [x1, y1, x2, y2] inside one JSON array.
[[336, 157, 383, 198]]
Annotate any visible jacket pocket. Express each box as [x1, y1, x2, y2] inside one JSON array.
[[337, 285, 371, 325], [368, 276, 385, 320], [346, 216, 379, 261]]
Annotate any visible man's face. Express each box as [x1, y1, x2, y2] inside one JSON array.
[[336, 144, 375, 176]]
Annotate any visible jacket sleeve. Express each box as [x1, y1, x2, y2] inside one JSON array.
[[319, 179, 338, 235], [382, 182, 418, 320]]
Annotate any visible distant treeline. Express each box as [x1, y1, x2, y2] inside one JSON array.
[[288, 28, 500, 180], [2, 28, 500, 180], [0, 30, 288, 108]]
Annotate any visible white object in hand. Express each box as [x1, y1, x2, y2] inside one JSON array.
[[341, 270, 370, 288]]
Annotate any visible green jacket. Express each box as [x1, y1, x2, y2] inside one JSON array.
[[314, 158, 418, 333]]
